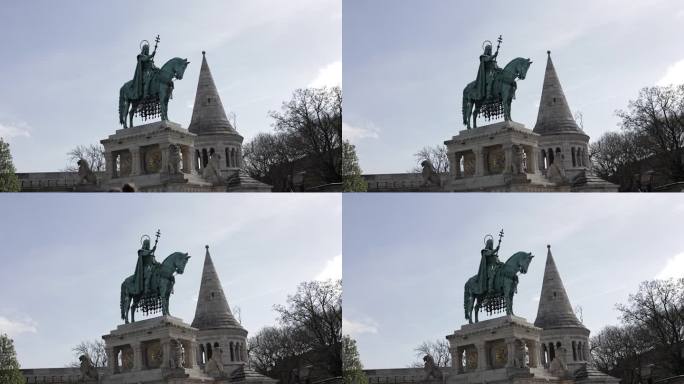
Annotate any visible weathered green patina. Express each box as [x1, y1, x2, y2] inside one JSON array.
[[462, 36, 532, 129], [463, 229, 534, 323], [120, 230, 191, 323], [118, 36, 190, 128]]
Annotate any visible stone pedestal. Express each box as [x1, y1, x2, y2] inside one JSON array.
[[101, 316, 208, 384], [446, 316, 558, 384], [444, 121, 560, 192], [101, 121, 214, 192]]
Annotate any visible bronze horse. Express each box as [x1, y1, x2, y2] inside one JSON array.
[[120, 251, 190, 323]]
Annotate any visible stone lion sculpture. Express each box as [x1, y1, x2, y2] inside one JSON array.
[[423, 354, 443, 381], [167, 144, 182, 175], [79, 354, 99, 381], [546, 160, 567, 184], [205, 347, 228, 378], [77, 159, 97, 184], [202, 153, 223, 184], [549, 346, 569, 377], [421, 160, 441, 187]]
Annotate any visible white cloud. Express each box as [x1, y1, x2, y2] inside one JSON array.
[[657, 59, 684, 86], [0, 315, 38, 337], [308, 61, 342, 88], [316, 254, 342, 281], [532, 296, 540, 302], [0, 122, 31, 139], [656, 252, 684, 280], [343, 122, 380, 143], [343, 317, 378, 336]]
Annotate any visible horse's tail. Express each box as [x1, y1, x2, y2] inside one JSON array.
[[118, 86, 126, 126], [120, 281, 127, 321], [463, 279, 472, 319]]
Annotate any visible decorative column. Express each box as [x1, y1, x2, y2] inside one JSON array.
[[185, 341, 199, 368], [161, 339, 171, 368], [133, 343, 143, 371], [474, 149, 485, 177], [106, 152, 116, 179], [160, 146, 170, 175], [528, 147, 538, 175], [476, 342, 487, 371], [505, 338, 515, 368], [503, 145, 513, 174], [130, 147, 142, 176], [106, 347, 116, 374]]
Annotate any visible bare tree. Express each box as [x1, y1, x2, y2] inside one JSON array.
[[70, 340, 107, 368], [617, 85, 684, 180], [270, 87, 342, 182], [410, 339, 451, 368], [274, 280, 342, 376], [617, 278, 684, 375], [412, 146, 449, 173], [65, 144, 105, 172], [589, 131, 650, 190], [590, 324, 651, 384]]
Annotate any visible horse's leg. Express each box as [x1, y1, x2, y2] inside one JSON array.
[[502, 87, 510, 121], [129, 101, 137, 128], [159, 88, 168, 121], [472, 103, 480, 129], [474, 296, 481, 323], [131, 297, 138, 323], [122, 292, 131, 324]]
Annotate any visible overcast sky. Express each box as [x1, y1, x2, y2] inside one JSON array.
[[343, 0, 684, 174], [0, 0, 341, 172], [343, 194, 684, 369], [0, 194, 341, 368]]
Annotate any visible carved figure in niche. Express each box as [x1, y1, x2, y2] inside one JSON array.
[[167, 144, 182, 175]]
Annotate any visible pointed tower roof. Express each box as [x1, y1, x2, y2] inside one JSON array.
[[534, 245, 584, 329], [192, 245, 243, 330], [188, 51, 235, 135], [533, 51, 582, 135]]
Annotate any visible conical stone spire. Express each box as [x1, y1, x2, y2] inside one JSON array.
[[533, 51, 582, 134], [192, 245, 243, 330], [534, 245, 583, 329], [188, 51, 235, 135]]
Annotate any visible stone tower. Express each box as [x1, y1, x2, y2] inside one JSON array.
[[533, 51, 590, 180], [188, 51, 244, 177], [192, 245, 248, 375], [534, 245, 590, 373]]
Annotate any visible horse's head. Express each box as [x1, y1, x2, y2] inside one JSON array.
[[504, 251, 534, 274], [518, 252, 534, 274], [174, 58, 190, 80], [174, 252, 191, 274], [161, 251, 191, 274], [517, 58, 532, 80]]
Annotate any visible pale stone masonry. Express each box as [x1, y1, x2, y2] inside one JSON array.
[[534, 246, 591, 374], [192, 245, 250, 374], [363, 245, 619, 384], [188, 52, 246, 178], [533, 52, 590, 181]]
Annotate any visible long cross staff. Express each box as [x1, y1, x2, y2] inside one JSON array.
[[495, 35, 502, 56], [497, 228, 504, 248], [153, 35, 160, 54], [153, 229, 161, 249]]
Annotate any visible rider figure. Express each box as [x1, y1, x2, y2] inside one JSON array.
[[475, 43, 500, 101], [477, 235, 503, 294], [132, 42, 158, 100], [134, 237, 159, 296]]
